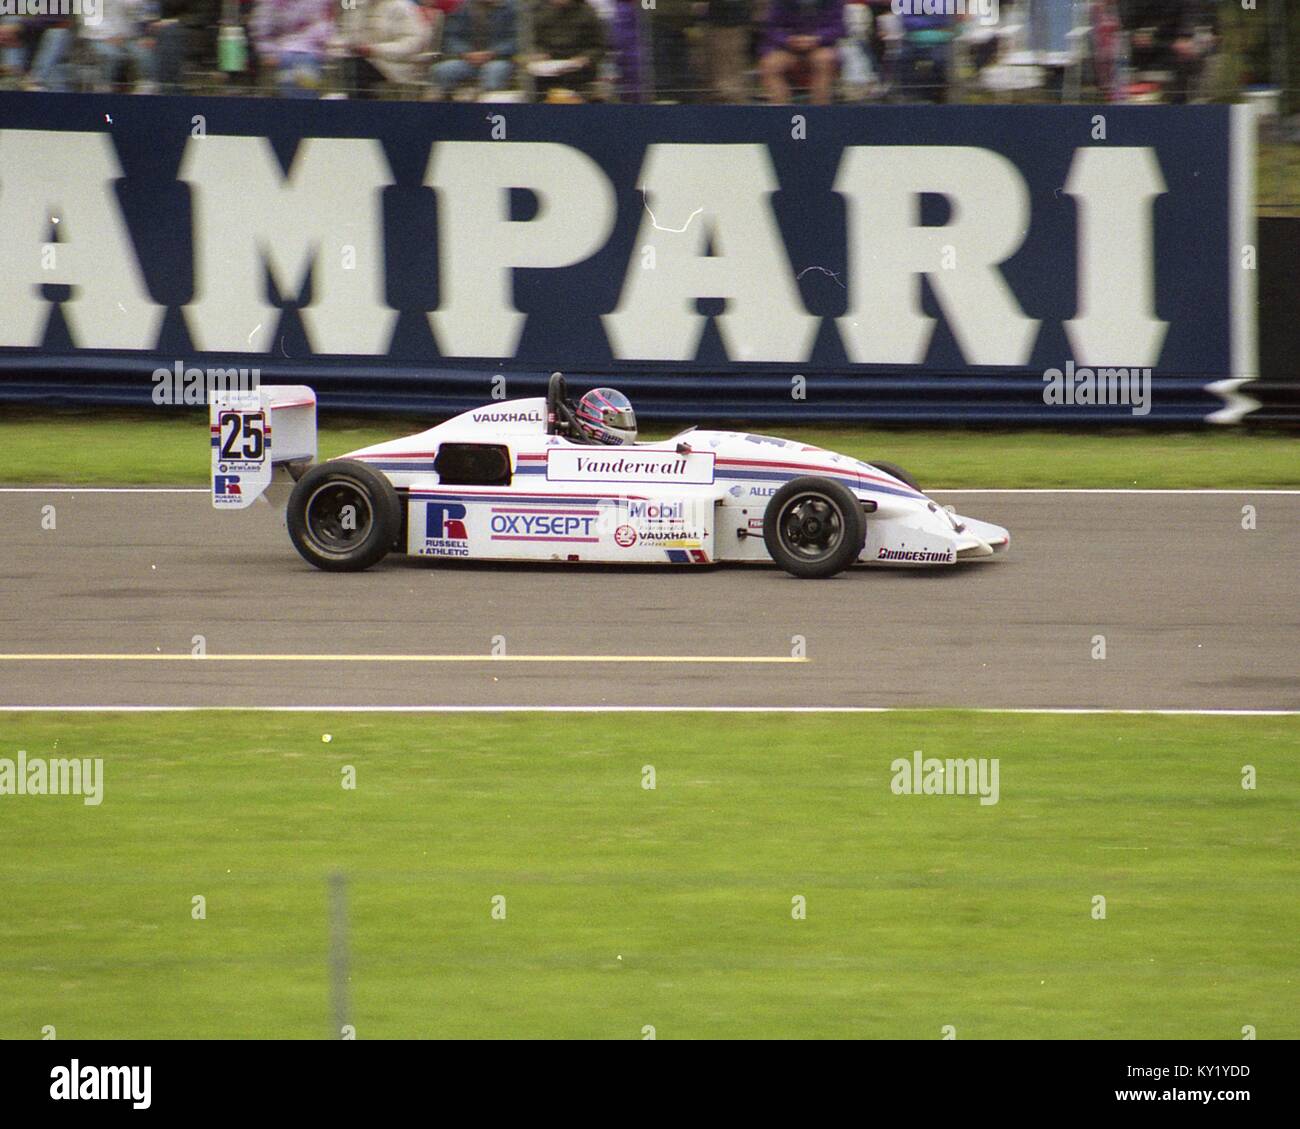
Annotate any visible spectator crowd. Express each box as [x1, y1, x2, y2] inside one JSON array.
[[0, 1, 1232, 105]]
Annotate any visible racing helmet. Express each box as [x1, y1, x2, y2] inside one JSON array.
[[576, 388, 637, 446]]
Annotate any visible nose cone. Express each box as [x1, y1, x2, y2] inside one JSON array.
[[953, 515, 1011, 558]]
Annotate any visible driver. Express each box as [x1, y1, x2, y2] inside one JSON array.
[[575, 387, 637, 446]]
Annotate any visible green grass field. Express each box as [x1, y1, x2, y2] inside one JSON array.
[[1, 711, 1294, 1040], [1, 409, 1297, 489]]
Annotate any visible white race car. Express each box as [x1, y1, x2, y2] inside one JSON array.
[[210, 374, 1009, 579]]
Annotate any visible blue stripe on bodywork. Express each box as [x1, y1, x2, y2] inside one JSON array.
[[360, 460, 438, 472], [409, 492, 623, 506]]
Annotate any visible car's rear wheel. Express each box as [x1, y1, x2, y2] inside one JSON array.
[[763, 476, 868, 579], [868, 460, 921, 492], [287, 459, 402, 572]]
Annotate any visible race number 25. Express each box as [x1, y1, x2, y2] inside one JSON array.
[[218, 411, 266, 462]]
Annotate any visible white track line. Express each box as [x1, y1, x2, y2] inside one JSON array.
[[0, 653, 802, 665], [0, 488, 1297, 496], [932, 489, 1300, 495], [0, 487, 206, 493], [0, 705, 1294, 716]]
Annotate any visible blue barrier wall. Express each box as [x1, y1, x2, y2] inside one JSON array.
[[0, 94, 1257, 423]]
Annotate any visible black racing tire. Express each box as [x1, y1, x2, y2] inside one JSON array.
[[763, 476, 868, 579], [867, 460, 921, 492], [286, 459, 402, 572]]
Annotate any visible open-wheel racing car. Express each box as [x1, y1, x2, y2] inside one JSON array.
[[209, 374, 1008, 579]]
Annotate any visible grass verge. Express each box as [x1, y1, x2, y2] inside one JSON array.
[[1, 409, 1297, 489], [0, 710, 1294, 1039]]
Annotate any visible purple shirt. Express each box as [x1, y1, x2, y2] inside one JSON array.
[[251, 0, 336, 58], [611, 0, 648, 102], [763, 0, 845, 54]]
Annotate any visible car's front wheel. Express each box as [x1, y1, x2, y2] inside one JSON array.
[[763, 476, 868, 579], [286, 459, 402, 572]]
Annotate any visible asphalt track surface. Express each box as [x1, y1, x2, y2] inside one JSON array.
[[0, 490, 1296, 710]]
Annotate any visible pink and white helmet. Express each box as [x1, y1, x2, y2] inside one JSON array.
[[576, 387, 637, 446]]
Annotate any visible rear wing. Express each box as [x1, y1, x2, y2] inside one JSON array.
[[210, 386, 317, 509]]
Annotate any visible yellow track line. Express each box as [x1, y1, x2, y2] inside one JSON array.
[[0, 653, 806, 665]]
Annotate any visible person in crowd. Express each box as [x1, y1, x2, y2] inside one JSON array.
[[894, 0, 954, 103], [861, 0, 891, 76], [151, 0, 223, 92], [759, 0, 844, 105], [251, 0, 335, 96], [337, 0, 430, 98], [838, 0, 881, 99], [700, 0, 751, 103], [1121, 0, 1217, 104], [81, 0, 160, 92], [0, 11, 75, 91], [530, 0, 605, 101], [606, 0, 649, 102], [648, 0, 695, 102], [1089, 0, 1123, 102], [431, 0, 517, 98]]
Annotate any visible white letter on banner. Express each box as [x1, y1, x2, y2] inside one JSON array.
[[179, 136, 394, 355], [835, 146, 1039, 365], [0, 130, 163, 349], [1065, 148, 1168, 366], [604, 144, 818, 362], [427, 142, 616, 358]]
